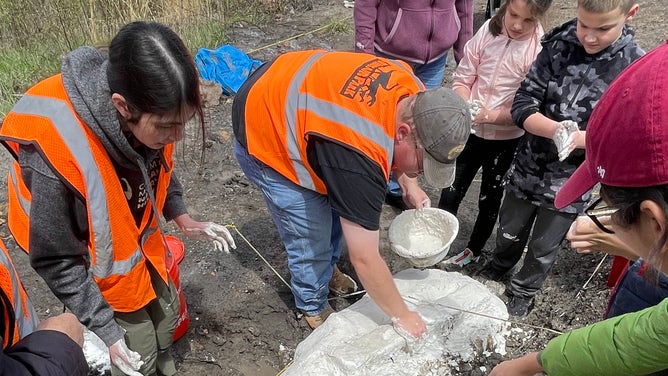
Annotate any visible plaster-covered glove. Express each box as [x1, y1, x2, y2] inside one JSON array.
[[182, 222, 237, 253], [109, 338, 143, 376], [552, 120, 579, 161], [468, 100, 483, 120], [391, 311, 427, 342]]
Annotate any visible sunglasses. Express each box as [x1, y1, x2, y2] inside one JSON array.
[[584, 197, 620, 234]]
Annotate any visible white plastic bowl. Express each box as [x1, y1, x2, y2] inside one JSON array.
[[388, 208, 459, 268]]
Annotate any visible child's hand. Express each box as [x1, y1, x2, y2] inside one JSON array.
[[552, 120, 579, 161], [469, 100, 499, 124], [467, 100, 483, 120]]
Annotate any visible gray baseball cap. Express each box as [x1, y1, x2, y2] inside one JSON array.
[[413, 87, 471, 188]]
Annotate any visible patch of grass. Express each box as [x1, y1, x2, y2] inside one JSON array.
[[0, 19, 237, 117], [0, 45, 64, 118], [0, 0, 298, 117], [178, 21, 231, 52], [324, 16, 352, 35]]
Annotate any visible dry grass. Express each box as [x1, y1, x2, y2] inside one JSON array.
[[0, 0, 312, 117], [0, 0, 281, 48]]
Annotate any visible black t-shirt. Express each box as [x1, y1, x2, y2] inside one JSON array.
[[113, 139, 161, 227], [307, 136, 386, 231]]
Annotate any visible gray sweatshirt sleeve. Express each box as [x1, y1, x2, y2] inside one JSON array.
[[19, 146, 124, 347], [162, 174, 188, 222]]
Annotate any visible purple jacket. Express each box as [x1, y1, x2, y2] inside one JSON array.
[[354, 0, 474, 65]]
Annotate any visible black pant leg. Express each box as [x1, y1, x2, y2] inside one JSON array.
[[467, 138, 520, 254], [488, 192, 537, 273], [508, 206, 576, 297], [438, 135, 484, 213]]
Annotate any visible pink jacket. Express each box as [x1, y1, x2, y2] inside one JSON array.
[[453, 19, 543, 140]]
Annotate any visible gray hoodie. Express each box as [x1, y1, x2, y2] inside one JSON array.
[[18, 46, 187, 346]]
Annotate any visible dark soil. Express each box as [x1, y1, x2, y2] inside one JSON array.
[[3, 0, 666, 375]]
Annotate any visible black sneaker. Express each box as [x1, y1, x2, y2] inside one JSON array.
[[476, 263, 506, 281], [384, 193, 408, 211], [507, 295, 535, 316]]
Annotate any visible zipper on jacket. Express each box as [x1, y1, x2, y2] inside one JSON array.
[[488, 38, 512, 100], [426, 0, 436, 64], [566, 62, 593, 110]]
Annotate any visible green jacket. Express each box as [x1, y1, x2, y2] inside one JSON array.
[[540, 297, 668, 375]]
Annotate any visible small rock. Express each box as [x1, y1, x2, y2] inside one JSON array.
[[199, 79, 222, 107], [189, 340, 205, 352], [212, 335, 227, 346]]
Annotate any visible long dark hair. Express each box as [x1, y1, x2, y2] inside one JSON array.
[[601, 184, 668, 280], [107, 21, 205, 156], [489, 0, 552, 37]]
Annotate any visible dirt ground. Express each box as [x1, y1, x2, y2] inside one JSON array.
[[3, 0, 667, 375]]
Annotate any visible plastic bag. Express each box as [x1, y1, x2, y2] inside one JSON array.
[[195, 44, 263, 96]]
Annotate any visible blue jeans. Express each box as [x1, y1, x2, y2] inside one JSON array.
[[410, 53, 448, 90], [234, 141, 343, 316], [376, 51, 447, 196]]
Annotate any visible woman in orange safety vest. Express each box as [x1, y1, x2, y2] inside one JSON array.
[[0, 21, 235, 376]]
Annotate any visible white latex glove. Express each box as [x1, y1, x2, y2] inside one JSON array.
[[391, 311, 427, 344], [109, 338, 144, 376], [552, 120, 579, 161], [182, 222, 237, 253], [468, 100, 483, 120]]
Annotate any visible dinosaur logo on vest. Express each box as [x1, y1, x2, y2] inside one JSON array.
[[341, 58, 398, 106]]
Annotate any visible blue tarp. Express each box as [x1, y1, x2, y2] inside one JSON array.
[[195, 44, 263, 96]]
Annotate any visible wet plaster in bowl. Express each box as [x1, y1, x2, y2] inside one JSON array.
[[283, 269, 509, 376], [389, 208, 459, 268]]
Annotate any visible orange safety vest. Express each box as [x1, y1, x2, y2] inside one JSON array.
[[0, 74, 173, 312], [0, 240, 38, 350], [244, 50, 424, 193]]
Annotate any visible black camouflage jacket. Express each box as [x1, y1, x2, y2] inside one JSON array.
[[506, 18, 644, 214]]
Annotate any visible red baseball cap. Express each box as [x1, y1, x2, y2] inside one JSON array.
[[555, 40, 668, 209]]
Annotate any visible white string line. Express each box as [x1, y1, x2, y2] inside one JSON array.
[[229, 224, 563, 335]]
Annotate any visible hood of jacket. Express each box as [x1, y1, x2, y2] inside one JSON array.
[[61, 46, 148, 170], [542, 18, 637, 58]]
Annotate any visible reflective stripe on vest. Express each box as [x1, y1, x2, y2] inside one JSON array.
[[9, 95, 142, 279], [8, 166, 30, 223], [283, 53, 413, 191], [0, 242, 38, 345], [285, 52, 323, 191]]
